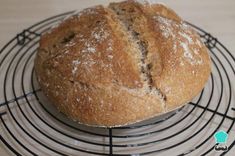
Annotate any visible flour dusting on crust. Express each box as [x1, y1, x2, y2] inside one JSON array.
[[72, 60, 81, 75], [153, 16, 203, 65], [69, 15, 114, 76]]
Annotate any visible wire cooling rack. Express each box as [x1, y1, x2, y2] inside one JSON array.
[[0, 11, 235, 156]]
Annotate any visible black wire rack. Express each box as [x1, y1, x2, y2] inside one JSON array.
[[0, 11, 235, 156]]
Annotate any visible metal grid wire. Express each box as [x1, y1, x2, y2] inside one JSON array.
[[0, 11, 235, 156]]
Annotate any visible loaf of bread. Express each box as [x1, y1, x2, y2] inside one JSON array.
[[34, 0, 211, 127]]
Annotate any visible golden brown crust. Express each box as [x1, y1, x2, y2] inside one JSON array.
[[34, 0, 211, 127]]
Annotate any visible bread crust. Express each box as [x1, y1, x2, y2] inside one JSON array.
[[34, 0, 211, 127]]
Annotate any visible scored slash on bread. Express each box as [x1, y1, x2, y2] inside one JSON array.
[[34, 0, 211, 127]]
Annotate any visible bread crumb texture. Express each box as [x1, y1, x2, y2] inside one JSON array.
[[34, 0, 211, 127]]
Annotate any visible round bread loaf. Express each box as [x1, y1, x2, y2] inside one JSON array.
[[34, 0, 211, 127]]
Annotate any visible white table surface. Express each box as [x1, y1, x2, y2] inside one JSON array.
[[0, 0, 234, 155]]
